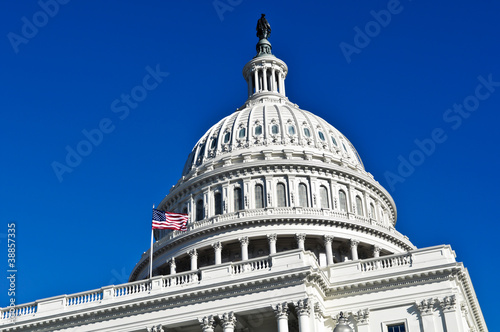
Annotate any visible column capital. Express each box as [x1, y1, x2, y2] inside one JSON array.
[[219, 312, 237, 329], [267, 233, 277, 242], [295, 233, 306, 242], [372, 246, 381, 254], [416, 298, 436, 315], [169, 257, 176, 266], [272, 302, 288, 318], [324, 235, 334, 244], [294, 298, 311, 316], [239, 236, 249, 245], [438, 295, 457, 312], [199, 315, 216, 331], [188, 249, 198, 257], [350, 239, 360, 248], [212, 241, 223, 250], [146, 325, 164, 332], [353, 308, 369, 325]]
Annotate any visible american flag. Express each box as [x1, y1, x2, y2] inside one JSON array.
[[152, 209, 188, 231]]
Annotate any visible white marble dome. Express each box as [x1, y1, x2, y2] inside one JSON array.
[[181, 101, 365, 180], [129, 39, 414, 282]]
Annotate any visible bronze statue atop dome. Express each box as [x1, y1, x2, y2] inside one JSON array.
[[256, 14, 271, 40]]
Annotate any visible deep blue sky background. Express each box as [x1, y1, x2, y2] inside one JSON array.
[[1, 1, 498, 329]]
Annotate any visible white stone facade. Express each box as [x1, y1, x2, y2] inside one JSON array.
[[0, 24, 488, 332]]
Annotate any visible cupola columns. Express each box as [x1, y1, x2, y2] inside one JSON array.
[[243, 57, 288, 99]]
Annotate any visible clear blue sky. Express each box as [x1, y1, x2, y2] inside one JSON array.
[[1, 1, 498, 330]]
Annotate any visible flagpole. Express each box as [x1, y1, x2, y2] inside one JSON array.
[[150, 204, 154, 279]]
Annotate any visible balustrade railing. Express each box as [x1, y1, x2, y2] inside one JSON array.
[[231, 257, 271, 274], [67, 290, 103, 306], [1, 303, 37, 319], [359, 253, 412, 272], [114, 279, 151, 297], [163, 271, 199, 287]]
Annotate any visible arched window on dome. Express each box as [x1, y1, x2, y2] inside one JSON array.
[[276, 183, 286, 207], [271, 124, 279, 134], [255, 125, 262, 136], [339, 190, 347, 212], [319, 185, 329, 209], [255, 184, 264, 209], [356, 196, 363, 216], [238, 128, 246, 138], [370, 203, 375, 219], [331, 136, 338, 146], [318, 131, 325, 141], [210, 137, 217, 150], [234, 187, 243, 211], [303, 127, 311, 137], [214, 192, 222, 215], [196, 199, 204, 221], [223, 132, 231, 143], [298, 183, 308, 207], [288, 125, 296, 135]]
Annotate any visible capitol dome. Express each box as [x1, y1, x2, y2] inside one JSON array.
[[129, 25, 414, 282]]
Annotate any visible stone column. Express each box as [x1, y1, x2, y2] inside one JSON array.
[[350, 239, 359, 260], [439, 295, 466, 332], [416, 298, 436, 332], [169, 258, 176, 274], [263, 67, 268, 91], [188, 249, 198, 271], [280, 73, 286, 95], [219, 312, 237, 332], [271, 68, 276, 92], [353, 309, 370, 332], [272, 302, 289, 332], [295, 233, 306, 250], [239, 237, 249, 260], [324, 235, 334, 265], [373, 246, 380, 258], [253, 68, 259, 93], [267, 233, 277, 254], [199, 316, 216, 332], [294, 299, 311, 332], [212, 242, 222, 265]]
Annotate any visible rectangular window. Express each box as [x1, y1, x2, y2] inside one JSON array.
[[387, 323, 406, 332]]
